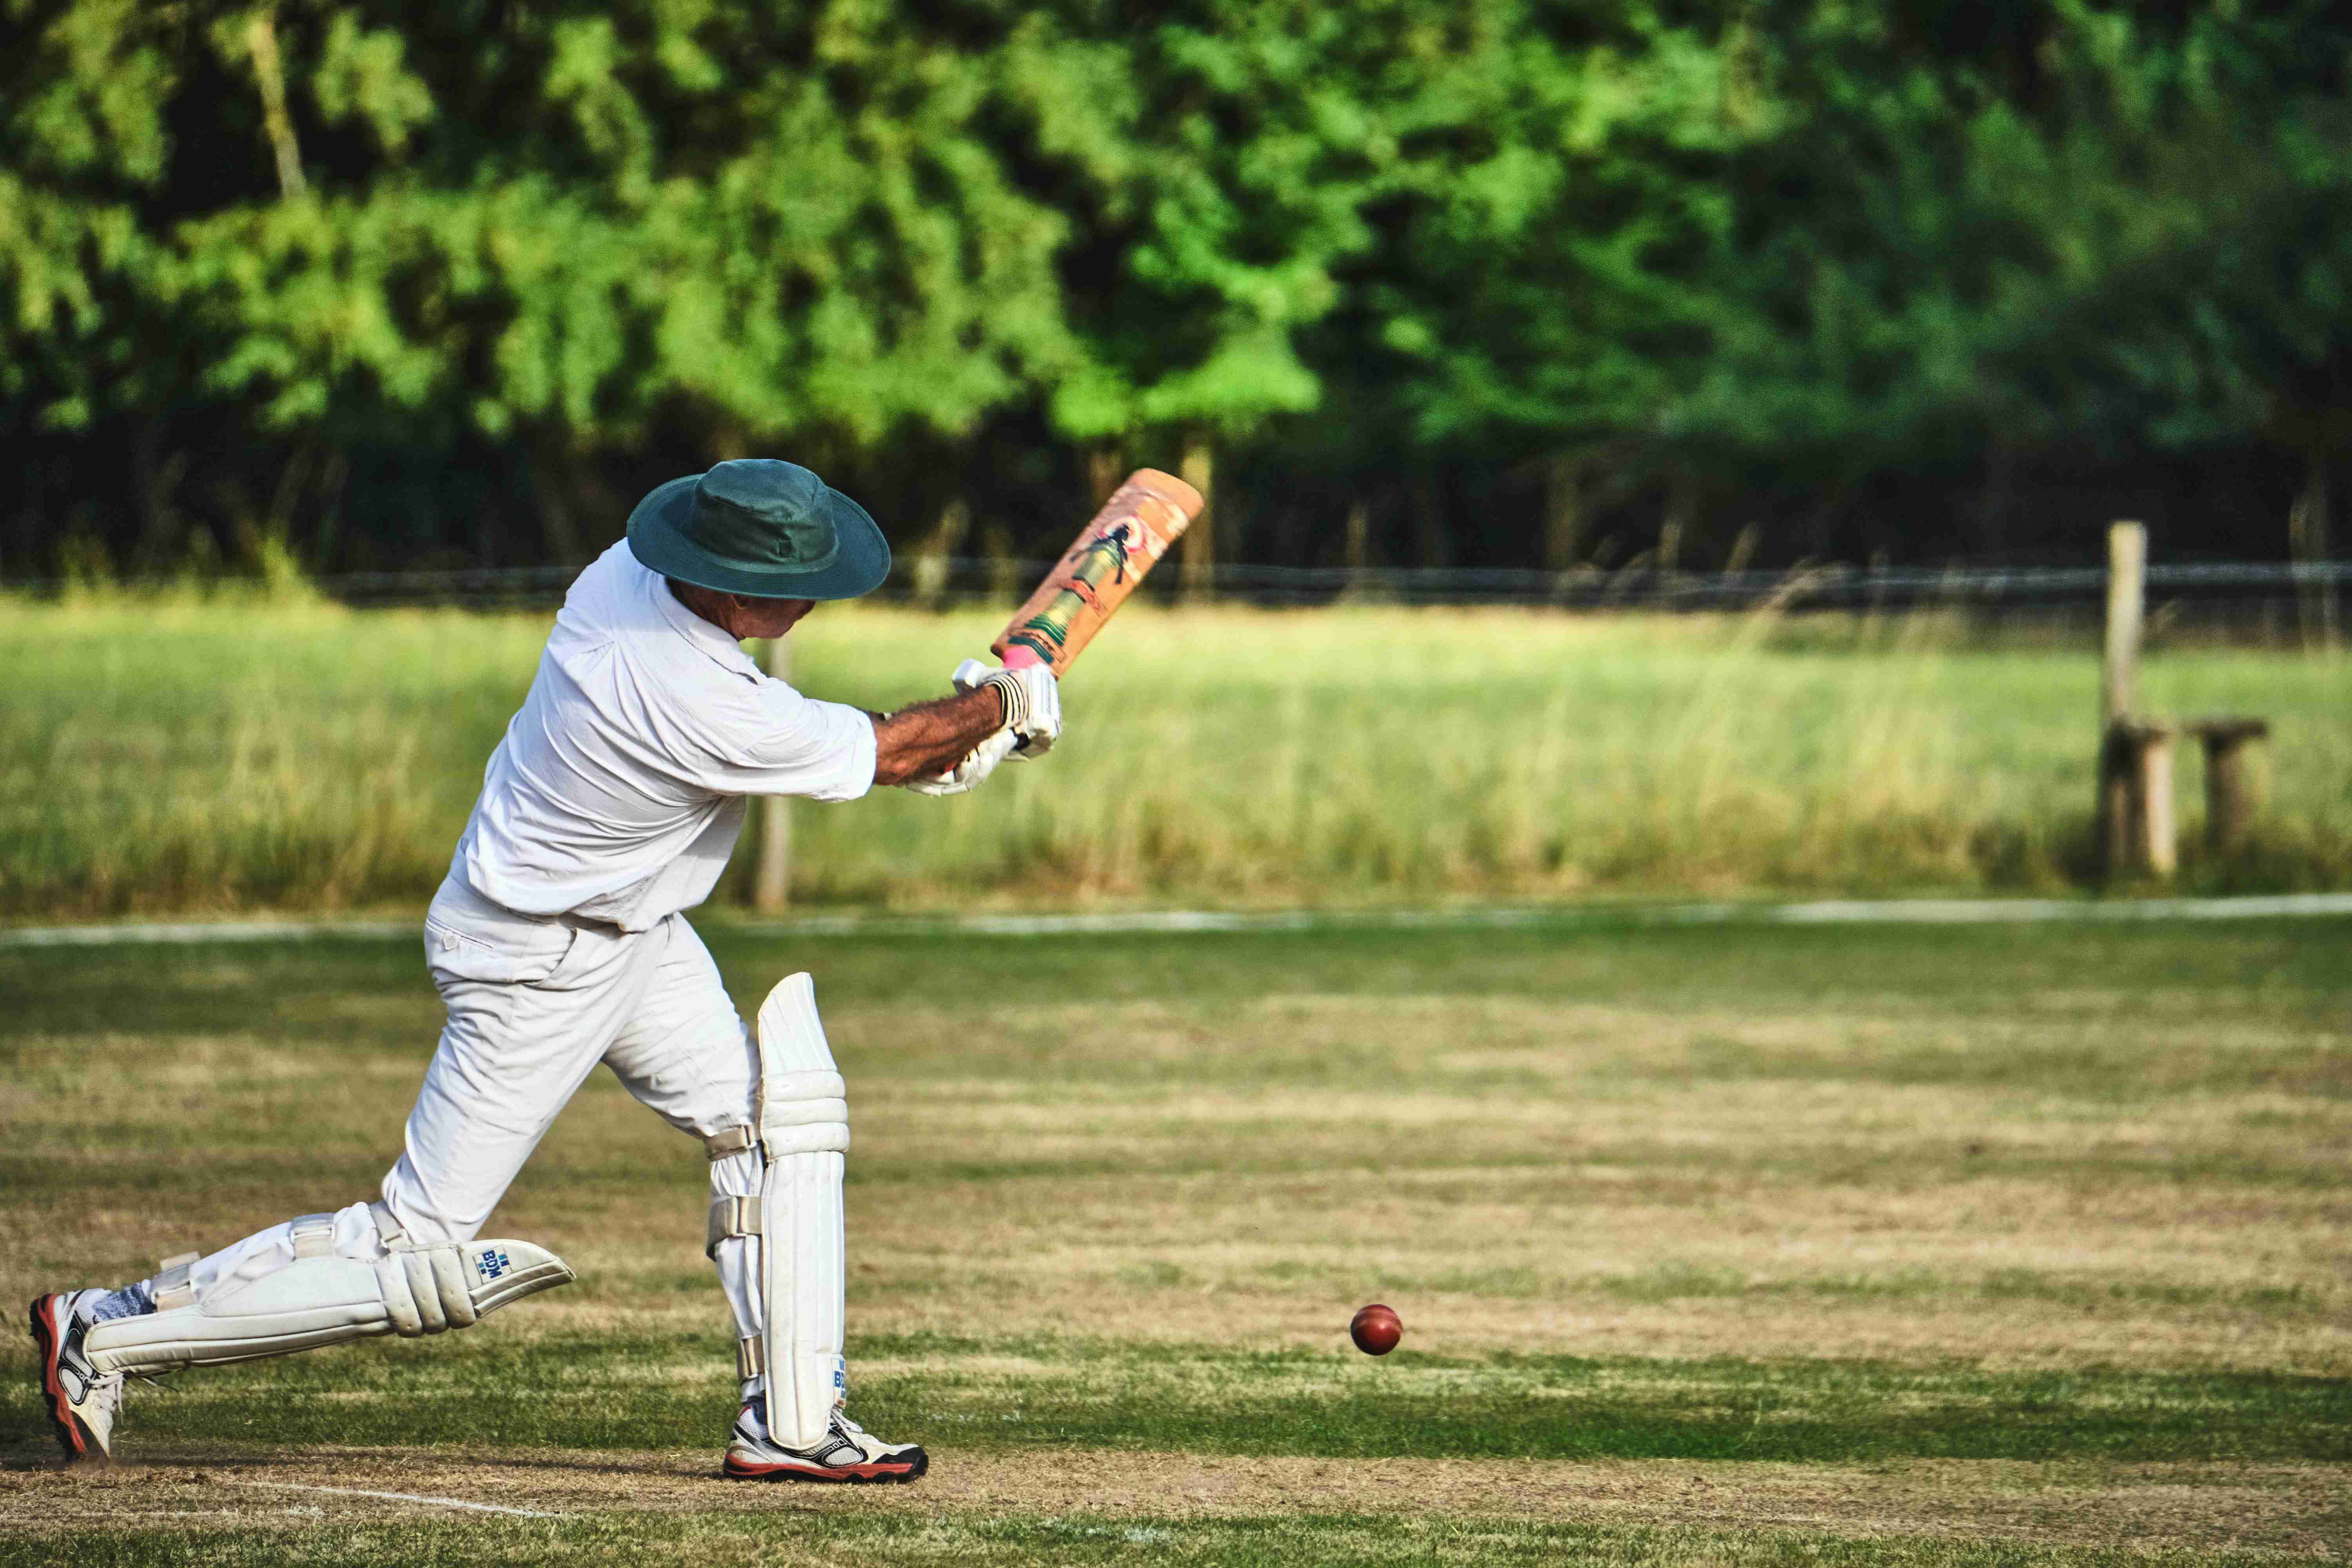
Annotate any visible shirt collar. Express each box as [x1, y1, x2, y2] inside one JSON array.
[[642, 559, 764, 682]]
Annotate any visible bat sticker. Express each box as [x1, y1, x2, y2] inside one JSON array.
[[991, 469, 1200, 673], [1008, 522, 1136, 659]]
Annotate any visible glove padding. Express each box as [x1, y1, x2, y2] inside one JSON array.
[[901, 726, 1018, 797], [951, 658, 1060, 759]]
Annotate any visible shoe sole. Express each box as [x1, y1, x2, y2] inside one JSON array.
[[27, 1296, 95, 1464], [722, 1450, 928, 1485]]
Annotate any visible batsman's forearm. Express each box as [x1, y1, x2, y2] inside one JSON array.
[[870, 688, 1007, 785]]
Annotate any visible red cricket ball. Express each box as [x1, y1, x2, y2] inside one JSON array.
[[1350, 1302, 1403, 1356]]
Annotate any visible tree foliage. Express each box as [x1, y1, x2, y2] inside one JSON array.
[[3, 0, 2348, 575]]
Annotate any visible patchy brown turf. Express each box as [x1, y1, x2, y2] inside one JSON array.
[[7, 983, 2348, 1380], [1, 1450, 2344, 1557], [4, 931, 2345, 1563]]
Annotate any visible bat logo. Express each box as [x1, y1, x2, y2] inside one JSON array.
[[1071, 523, 1135, 589], [1009, 521, 1137, 659]]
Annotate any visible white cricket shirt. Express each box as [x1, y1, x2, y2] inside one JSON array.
[[452, 541, 876, 930]]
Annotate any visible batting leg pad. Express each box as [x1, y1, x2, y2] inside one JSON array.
[[706, 973, 850, 1450], [81, 1209, 574, 1378]]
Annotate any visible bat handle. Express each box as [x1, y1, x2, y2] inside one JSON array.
[[999, 644, 1047, 672]]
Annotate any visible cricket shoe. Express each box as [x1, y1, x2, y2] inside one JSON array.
[[722, 1403, 928, 1484], [29, 1291, 126, 1463]]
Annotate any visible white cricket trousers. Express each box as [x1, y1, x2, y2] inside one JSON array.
[[158, 875, 769, 1377]]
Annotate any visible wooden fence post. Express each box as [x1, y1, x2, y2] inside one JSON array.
[[2101, 521, 2144, 724], [753, 636, 792, 911], [2097, 521, 2145, 876]]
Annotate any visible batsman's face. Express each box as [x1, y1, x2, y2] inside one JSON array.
[[730, 595, 817, 640], [665, 580, 818, 640]]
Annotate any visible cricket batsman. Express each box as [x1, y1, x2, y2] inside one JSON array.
[[30, 460, 1060, 1484]]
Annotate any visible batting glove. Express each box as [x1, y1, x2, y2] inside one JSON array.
[[901, 727, 1018, 797], [951, 658, 1060, 759]]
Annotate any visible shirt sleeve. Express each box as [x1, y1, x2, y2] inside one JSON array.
[[696, 678, 877, 802]]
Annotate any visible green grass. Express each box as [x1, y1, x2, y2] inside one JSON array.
[[55, 1331, 2343, 1463], [14, 1513, 2334, 1568], [2, 918, 2346, 1560], [4, 593, 2347, 918]]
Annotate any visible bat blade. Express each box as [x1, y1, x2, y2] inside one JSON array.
[[993, 469, 1203, 674]]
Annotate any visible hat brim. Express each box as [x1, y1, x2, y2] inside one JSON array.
[[624, 474, 893, 601]]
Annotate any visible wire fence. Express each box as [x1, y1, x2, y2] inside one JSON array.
[[312, 555, 2352, 621], [14, 556, 2347, 635]]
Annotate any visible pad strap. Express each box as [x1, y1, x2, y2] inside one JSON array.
[[706, 1098, 849, 1161], [706, 1195, 762, 1258], [368, 1201, 410, 1248], [153, 1252, 200, 1311], [738, 1335, 766, 1380], [288, 1212, 336, 1259], [704, 1125, 757, 1161]]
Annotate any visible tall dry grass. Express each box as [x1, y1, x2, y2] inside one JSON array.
[[3, 590, 2345, 918]]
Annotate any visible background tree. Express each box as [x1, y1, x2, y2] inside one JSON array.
[[5, 0, 2350, 578]]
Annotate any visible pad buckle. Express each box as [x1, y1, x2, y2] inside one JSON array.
[[703, 1125, 758, 1162], [706, 1195, 762, 1259], [153, 1251, 201, 1311]]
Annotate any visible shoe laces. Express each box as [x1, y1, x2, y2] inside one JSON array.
[[735, 1401, 875, 1459], [826, 1410, 899, 1459]]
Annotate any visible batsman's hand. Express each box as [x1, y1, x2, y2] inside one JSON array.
[[952, 658, 1059, 759], [901, 727, 1018, 797]]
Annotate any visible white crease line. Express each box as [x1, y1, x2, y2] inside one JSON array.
[[5, 892, 2351, 948], [227, 1479, 565, 1519], [0, 919, 413, 946]]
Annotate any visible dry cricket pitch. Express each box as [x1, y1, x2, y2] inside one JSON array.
[[1, 915, 2345, 1565]]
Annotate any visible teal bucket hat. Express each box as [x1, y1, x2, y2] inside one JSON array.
[[625, 459, 891, 601]]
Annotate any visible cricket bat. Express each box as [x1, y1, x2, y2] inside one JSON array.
[[993, 469, 1204, 674]]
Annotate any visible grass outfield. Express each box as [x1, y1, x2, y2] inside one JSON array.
[[5, 593, 2349, 918], [1, 916, 2347, 1563]]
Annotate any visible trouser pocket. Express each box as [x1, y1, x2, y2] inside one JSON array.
[[423, 877, 580, 986]]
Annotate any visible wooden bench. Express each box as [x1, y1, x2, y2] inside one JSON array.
[[2101, 716, 2270, 876], [2097, 523, 2276, 877]]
